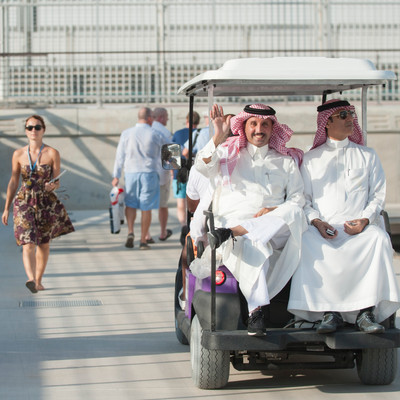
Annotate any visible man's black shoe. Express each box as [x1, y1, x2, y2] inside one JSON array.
[[207, 228, 234, 250], [247, 309, 266, 336], [316, 312, 344, 334], [356, 310, 385, 334]]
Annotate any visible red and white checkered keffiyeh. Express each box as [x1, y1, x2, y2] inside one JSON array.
[[219, 104, 303, 184], [311, 99, 364, 150]]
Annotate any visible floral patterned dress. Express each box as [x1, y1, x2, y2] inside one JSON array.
[[13, 164, 75, 246]]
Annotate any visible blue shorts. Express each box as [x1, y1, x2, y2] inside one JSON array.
[[173, 179, 187, 199], [124, 172, 160, 210]]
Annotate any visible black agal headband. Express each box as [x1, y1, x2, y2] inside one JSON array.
[[317, 100, 350, 113], [244, 105, 276, 115]]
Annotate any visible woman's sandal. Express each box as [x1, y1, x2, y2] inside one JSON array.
[[25, 280, 38, 294], [159, 229, 172, 241], [125, 233, 134, 248]]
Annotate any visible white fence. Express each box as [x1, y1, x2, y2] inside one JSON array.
[[0, 0, 399, 105]]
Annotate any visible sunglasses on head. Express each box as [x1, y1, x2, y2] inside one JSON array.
[[331, 110, 356, 120], [25, 124, 43, 131]]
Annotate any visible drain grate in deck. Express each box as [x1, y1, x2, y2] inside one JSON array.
[[50, 247, 91, 253], [19, 299, 103, 308]]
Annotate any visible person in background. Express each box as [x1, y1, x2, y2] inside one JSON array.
[[112, 107, 164, 250], [2, 115, 74, 293], [172, 111, 200, 244], [182, 110, 210, 159], [152, 107, 173, 241], [288, 99, 400, 334]]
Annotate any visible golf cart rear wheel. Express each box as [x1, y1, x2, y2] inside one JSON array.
[[356, 348, 398, 385], [190, 315, 230, 389], [175, 318, 188, 345]]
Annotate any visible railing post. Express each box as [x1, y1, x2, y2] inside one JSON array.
[[361, 86, 368, 145]]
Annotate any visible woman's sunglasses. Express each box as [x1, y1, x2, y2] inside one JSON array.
[[331, 110, 356, 120], [25, 124, 43, 131]]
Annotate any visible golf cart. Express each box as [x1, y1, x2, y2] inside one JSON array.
[[169, 57, 400, 389]]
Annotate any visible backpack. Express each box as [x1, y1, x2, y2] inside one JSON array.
[[176, 157, 189, 185]]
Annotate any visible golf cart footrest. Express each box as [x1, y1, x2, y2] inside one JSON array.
[[233, 356, 355, 371], [201, 328, 400, 351]]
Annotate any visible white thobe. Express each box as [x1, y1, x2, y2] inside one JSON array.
[[193, 139, 307, 311], [288, 137, 400, 323]]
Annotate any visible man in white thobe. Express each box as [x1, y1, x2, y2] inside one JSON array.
[[194, 104, 306, 336], [288, 99, 400, 334]]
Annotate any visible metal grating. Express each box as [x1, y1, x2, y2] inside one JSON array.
[[1, 0, 399, 105], [19, 299, 103, 308], [50, 247, 91, 253]]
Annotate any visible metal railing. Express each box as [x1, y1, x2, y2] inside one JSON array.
[[0, 0, 399, 106]]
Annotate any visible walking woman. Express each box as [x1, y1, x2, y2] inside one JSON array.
[[1, 115, 74, 293]]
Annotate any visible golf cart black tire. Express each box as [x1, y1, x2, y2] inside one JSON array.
[[174, 261, 189, 345], [190, 315, 230, 389], [356, 348, 398, 385], [175, 317, 188, 345]]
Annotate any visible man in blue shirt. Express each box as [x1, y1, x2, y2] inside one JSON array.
[[183, 111, 210, 157], [172, 111, 200, 243], [112, 107, 165, 250]]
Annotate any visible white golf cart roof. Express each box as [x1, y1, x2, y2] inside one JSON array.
[[178, 57, 396, 97], [178, 57, 397, 139]]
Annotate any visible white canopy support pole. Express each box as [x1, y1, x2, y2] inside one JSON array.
[[361, 86, 368, 145], [208, 84, 214, 136]]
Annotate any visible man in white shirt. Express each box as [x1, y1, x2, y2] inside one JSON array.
[[152, 108, 173, 242], [186, 165, 210, 214], [188, 113, 235, 245], [112, 107, 165, 250], [178, 114, 233, 311], [288, 99, 400, 334], [194, 104, 306, 336]]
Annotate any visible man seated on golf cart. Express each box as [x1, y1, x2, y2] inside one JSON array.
[[288, 99, 400, 334], [193, 103, 307, 336]]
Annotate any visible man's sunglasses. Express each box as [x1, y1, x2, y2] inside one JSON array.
[[25, 125, 43, 131], [331, 110, 356, 120]]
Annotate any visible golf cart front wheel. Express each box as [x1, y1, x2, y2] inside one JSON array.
[[174, 265, 188, 345], [356, 348, 398, 385], [190, 315, 230, 389]]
